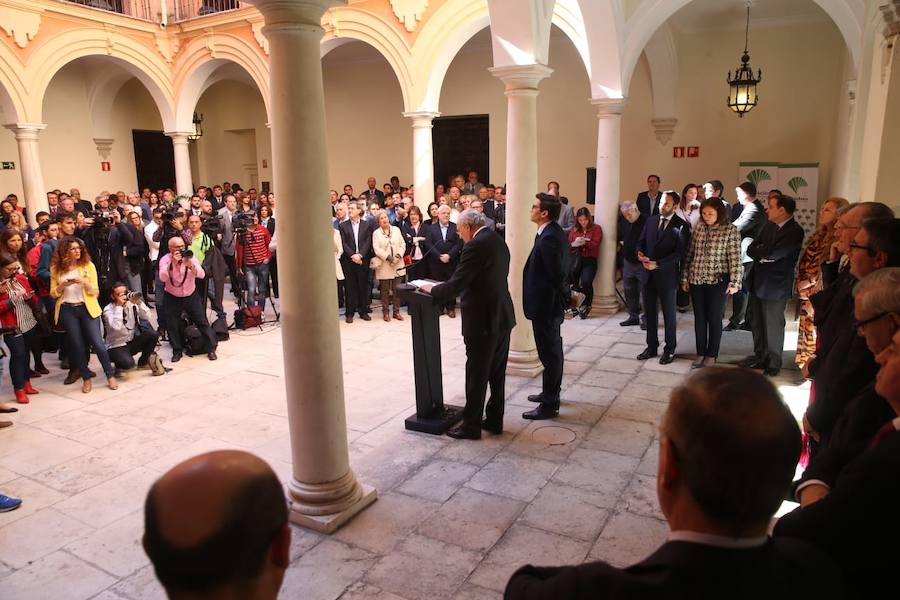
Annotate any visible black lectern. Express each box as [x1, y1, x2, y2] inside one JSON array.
[[396, 283, 463, 434]]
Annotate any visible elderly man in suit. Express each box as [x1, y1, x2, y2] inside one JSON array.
[[775, 327, 900, 599], [635, 174, 662, 217], [741, 194, 805, 376], [726, 181, 768, 331], [422, 204, 464, 317], [522, 193, 569, 421], [507, 367, 845, 599], [422, 209, 515, 440], [339, 202, 374, 323], [637, 192, 690, 365]]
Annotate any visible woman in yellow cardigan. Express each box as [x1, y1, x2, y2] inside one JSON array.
[[51, 236, 117, 393]]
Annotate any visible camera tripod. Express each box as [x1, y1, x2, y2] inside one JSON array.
[[230, 229, 281, 330]]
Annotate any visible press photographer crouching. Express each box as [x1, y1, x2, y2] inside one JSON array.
[[102, 284, 165, 375], [159, 237, 218, 363]]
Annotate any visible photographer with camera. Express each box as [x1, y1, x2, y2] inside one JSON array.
[[152, 208, 190, 341], [81, 209, 127, 308], [159, 237, 217, 362], [234, 212, 272, 310], [102, 284, 163, 374], [187, 214, 227, 323]]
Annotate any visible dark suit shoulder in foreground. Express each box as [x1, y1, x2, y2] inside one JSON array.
[[505, 539, 845, 600]]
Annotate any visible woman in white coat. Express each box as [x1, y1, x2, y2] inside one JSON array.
[[371, 210, 407, 321]]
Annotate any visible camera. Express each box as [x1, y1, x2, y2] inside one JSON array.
[[180, 249, 194, 260], [200, 215, 221, 236], [89, 210, 111, 228], [161, 211, 177, 224], [127, 291, 143, 302], [232, 210, 255, 235]]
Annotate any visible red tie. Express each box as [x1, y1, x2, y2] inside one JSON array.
[[868, 422, 897, 449]]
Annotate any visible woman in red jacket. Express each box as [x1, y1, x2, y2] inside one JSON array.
[[0, 252, 40, 403], [568, 207, 603, 319]]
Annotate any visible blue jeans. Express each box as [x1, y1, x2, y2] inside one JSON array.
[[245, 263, 270, 308], [58, 304, 115, 378], [4, 328, 35, 390]]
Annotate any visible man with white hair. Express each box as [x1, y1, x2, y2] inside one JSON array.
[[128, 192, 152, 221], [619, 200, 647, 328]]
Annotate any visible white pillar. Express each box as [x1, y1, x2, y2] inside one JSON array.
[[4, 123, 48, 227], [165, 131, 194, 197], [490, 64, 552, 377], [403, 111, 440, 208], [591, 98, 626, 314], [248, 0, 375, 533]]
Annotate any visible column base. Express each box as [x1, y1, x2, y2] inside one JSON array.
[[592, 294, 621, 315], [289, 483, 377, 534], [507, 349, 544, 377]]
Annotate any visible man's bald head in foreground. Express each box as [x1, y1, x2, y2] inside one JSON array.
[[143, 450, 290, 600]]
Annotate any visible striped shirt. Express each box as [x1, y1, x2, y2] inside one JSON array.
[[235, 225, 272, 267], [1, 277, 36, 334]]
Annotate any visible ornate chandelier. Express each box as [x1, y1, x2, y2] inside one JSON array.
[[727, 2, 762, 117]]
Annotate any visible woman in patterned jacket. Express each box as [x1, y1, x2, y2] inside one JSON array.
[[681, 198, 742, 369]]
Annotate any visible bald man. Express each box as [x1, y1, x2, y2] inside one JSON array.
[[144, 450, 290, 600]]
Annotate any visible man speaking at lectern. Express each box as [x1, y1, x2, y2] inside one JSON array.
[[420, 209, 515, 440]]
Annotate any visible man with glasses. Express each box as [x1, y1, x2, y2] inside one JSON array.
[[159, 237, 218, 362]]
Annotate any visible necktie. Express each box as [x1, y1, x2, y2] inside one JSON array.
[[658, 218, 668, 232], [868, 422, 897, 449]]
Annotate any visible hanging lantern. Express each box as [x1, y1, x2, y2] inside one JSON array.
[[726, 3, 762, 117], [189, 112, 203, 141]]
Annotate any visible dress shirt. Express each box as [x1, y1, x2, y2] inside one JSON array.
[[350, 219, 361, 253], [659, 216, 670, 231], [440, 222, 449, 241], [668, 530, 768, 549], [159, 255, 205, 298], [537, 221, 550, 236]]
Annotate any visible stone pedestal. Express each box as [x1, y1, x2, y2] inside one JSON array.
[[404, 111, 440, 208], [490, 64, 552, 376], [590, 98, 626, 315], [4, 123, 48, 226], [166, 132, 194, 197], [248, 0, 375, 534]]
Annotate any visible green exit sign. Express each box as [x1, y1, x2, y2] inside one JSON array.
[[1, 162, 14, 170]]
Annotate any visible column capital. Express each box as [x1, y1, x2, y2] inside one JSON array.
[[164, 131, 193, 143], [93, 138, 115, 160], [4, 123, 47, 139], [489, 64, 553, 91], [591, 97, 627, 118], [403, 111, 441, 127], [245, 0, 337, 29], [650, 118, 677, 145]]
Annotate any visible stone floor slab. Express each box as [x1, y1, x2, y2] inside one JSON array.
[[64, 510, 148, 578], [466, 453, 558, 502], [519, 482, 611, 541], [589, 510, 669, 568], [55, 467, 160, 529], [0, 550, 116, 600], [281, 539, 377, 600], [398, 460, 480, 503], [335, 491, 440, 554], [605, 395, 668, 425], [581, 418, 655, 458], [551, 448, 639, 507], [0, 507, 95, 568], [416, 488, 525, 552]]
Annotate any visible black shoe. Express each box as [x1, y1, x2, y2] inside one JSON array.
[[527, 393, 544, 403], [746, 360, 768, 370], [171, 352, 183, 363], [723, 322, 740, 332], [60, 358, 70, 371], [360, 313, 372, 321], [738, 323, 753, 332], [737, 356, 760, 367], [659, 351, 675, 365], [345, 315, 354, 323], [763, 367, 781, 377], [208, 351, 217, 361], [619, 317, 640, 326], [640, 320, 647, 331], [63, 370, 80, 385], [636, 348, 658, 361], [446, 423, 481, 440], [481, 419, 503, 435], [523, 404, 559, 420]]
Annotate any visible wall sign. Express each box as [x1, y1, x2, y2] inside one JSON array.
[[673, 146, 685, 158], [687, 146, 699, 158], [1, 161, 14, 170], [101, 161, 111, 172]]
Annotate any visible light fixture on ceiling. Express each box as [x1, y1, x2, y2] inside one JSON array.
[[189, 112, 203, 142], [726, 1, 762, 117]]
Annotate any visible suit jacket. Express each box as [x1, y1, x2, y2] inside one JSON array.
[[75, 199, 94, 216], [505, 538, 845, 600], [636, 191, 662, 217], [523, 221, 568, 321], [339, 219, 373, 262], [731, 200, 766, 264], [556, 200, 574, 233], [422, 221, 463, 280], [747, 218, 804, 301], [431, 228, 515, 337], [483, 200, 498, 222], [637, 213, 690, 289], [360, 189, 385, 207], [774, 426, 900, 599]]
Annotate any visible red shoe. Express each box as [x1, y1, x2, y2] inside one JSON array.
[[23, 381, 39, 395], [14, 390, 29, 404]]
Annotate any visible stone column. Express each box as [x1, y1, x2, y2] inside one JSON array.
[[490, 64, 552, 376], [403, 111, 440, 208], [247, 0, 375, 533], [165, 131, 194, 197], [4, 123, 48, 226], [590, 98, 626, 314]]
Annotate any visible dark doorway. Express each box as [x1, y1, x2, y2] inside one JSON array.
[[432, 115, 489, 190], [132, 130, 175, 192]]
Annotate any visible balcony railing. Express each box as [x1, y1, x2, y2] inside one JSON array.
[[63, 0, 156, 21], [174, 0, 244, 21]]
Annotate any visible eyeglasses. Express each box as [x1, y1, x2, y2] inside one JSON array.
[[531, 204, 542, 210], [855, 312, 888, 334], [848, 242, 874, 254], [834, 223, 860, 232]]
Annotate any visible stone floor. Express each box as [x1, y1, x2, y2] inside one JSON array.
[[0, 299, 808, 599]]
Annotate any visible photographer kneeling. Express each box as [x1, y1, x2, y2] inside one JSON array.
[[102, 284, 163, 374], [159, 237, 218, 362]]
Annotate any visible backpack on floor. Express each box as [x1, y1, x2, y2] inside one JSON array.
[[234, 306, 263, 330], [177, 316, 208, 356], [211, 316, 230, 341]]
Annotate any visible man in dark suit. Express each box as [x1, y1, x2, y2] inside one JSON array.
[[422, 205, 463, 317], [507, 367, 844, 599], [774, 327, 900, 599], [637, 192, 689, 364], [726, 182, 768, 331], [635, 174, 662, 217], [742, 194, 805, 376], [423, 209, 515, 440], [339, 202, 374, 323], [359, 177, 385, 207], [522, 193, 569, 421]]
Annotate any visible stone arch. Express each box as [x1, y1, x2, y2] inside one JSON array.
[[86, 68, 134, 140], [173, 34, 271, 132], [0, 43, 26, 123], [321, 6, 413, 111], [575, 0, 625, 99], [26, 29, 175, 129], [622, 0, 863, 93]]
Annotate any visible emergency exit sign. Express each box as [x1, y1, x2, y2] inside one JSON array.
[[1, 162, 14, 170]]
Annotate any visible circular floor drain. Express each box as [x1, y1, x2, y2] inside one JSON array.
[[531, 425, 577, 446]]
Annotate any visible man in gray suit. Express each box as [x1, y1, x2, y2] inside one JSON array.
[[548, 181, 574, 234]]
